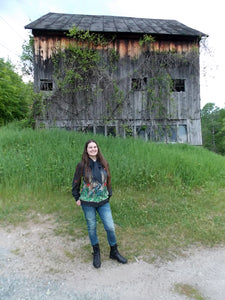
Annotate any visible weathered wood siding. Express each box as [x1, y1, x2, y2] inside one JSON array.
[[33, 34, 202, 145]]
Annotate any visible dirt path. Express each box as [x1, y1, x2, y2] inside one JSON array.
[[0, 214, 225, 300]]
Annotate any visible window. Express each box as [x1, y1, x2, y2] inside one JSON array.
[[178, 125, 187, 143], [168, 126, 177, 142], [136, 126, 146, 139], [84, 126, 93, 133], [96, 126, 105, 135], [132, 78, 141, 90], [148, 125, 178, 142], [107, 126, 116, 137], [132, 77, 147, 91], [40, 79, 53, 91], [123, 125, 133, 137], [156, 126, 166, 142], [172, 79, 185, 92]]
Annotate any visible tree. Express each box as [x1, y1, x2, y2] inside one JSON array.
[[215, 108, 225, 155], [20, 35, 34, 78], [201, 103, 225, 155], [0, 58, 32, 125]]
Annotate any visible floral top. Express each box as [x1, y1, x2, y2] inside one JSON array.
[[72, 159, 112, 207]]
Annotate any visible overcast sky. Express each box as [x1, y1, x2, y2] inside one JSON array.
[[0, 0, 224, 108]]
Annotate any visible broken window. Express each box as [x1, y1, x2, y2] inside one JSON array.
[[84, 126, 93, 133], [172, 79, 185, 92], [132, 77, 147, 91], [125, 126, 133, 137], [107, 126, 116, 137], [40, 79, 53, 91], [136, 126, 146, 139]]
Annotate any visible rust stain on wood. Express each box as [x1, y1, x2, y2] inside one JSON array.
[[34, 36, 199, 61]]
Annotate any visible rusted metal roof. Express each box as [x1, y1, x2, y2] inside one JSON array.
[[25, 12, 206, 37]]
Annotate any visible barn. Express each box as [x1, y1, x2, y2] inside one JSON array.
[[25, 12, 206, 145]]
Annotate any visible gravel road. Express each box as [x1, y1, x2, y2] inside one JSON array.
[[0, 215, 225, 300]]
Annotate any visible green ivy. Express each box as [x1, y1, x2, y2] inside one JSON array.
[[139, 34, 155, 47], [49, 27, 199, 129]]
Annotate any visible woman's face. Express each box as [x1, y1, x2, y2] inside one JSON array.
[[87, 142, 98, 160]]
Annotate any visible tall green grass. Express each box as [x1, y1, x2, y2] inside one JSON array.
[[1, 123, 225, 260], [1, 123, 224, 193]]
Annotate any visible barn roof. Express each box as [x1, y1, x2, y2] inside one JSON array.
[[25, 12, 206, 38]]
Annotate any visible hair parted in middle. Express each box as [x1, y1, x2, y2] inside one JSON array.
[[81, 139, 111, 185]]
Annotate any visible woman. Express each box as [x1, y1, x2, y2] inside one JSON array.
[[72, 139, 127, 268]]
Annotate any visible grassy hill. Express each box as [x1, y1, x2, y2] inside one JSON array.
[[1, 123, 225, 260]]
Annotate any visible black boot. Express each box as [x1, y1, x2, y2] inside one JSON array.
[[110, 244, 127, 264], [92, 244, 101, 268]]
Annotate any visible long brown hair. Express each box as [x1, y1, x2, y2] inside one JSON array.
[[81, 139, 111, 185]]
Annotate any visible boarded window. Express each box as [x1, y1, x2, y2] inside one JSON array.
[[40, 79, 53, 91], [172, 79, 185, 92]]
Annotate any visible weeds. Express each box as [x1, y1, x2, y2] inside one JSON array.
[[173, 283, 206, 300]]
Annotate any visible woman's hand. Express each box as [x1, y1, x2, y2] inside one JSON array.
[[76, 199, 81, 206]]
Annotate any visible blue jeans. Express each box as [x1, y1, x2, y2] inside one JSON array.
[[82, 202, 117, 246]]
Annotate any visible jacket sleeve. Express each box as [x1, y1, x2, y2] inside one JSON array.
[[108, 184, 112, 198], [106, 162, 112, 198], [72, 162, 83, 201]]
